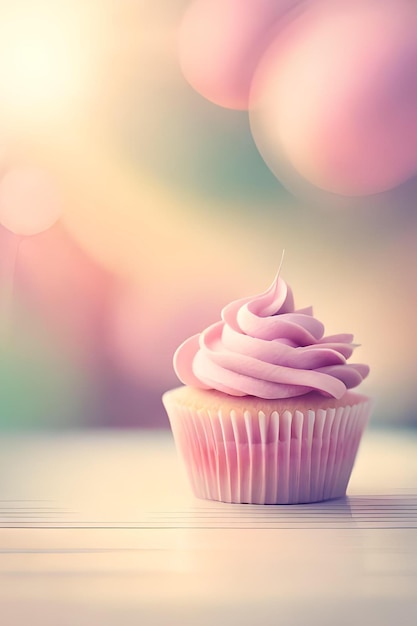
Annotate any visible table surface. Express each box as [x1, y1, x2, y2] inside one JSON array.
[[0, 428, 416, 626]]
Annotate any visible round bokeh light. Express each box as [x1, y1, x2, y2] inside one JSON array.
[[178, 0, 302, 110], [0, 167, 62, 236], [250, 0, 417, 196]]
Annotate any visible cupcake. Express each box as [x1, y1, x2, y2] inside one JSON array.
[[163, 271, 372, 504]]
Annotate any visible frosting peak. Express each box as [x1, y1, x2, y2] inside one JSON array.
[[174, 274, 369, 399]]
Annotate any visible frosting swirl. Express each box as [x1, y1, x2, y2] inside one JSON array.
[[174, 274, 369, 399]]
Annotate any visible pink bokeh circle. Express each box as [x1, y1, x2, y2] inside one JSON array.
[[178, 0, 302, 110], [0, 167, 62, 236], [250, 0, 417, 196]]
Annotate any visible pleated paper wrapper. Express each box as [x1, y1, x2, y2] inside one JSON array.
[[164, 396, 372, 504]]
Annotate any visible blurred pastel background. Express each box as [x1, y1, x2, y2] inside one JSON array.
[[0, 0, 416, 430]]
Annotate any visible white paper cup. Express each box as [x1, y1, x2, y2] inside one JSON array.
[[163, 387, 373, 504]]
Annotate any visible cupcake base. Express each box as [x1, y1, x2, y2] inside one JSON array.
[[163, 387, 373, 504]]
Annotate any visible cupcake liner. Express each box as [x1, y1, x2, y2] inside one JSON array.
[[164, 396, 372, 504]]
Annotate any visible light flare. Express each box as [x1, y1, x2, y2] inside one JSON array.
[[0, 1, 104, 125]]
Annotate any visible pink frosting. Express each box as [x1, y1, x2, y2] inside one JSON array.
[[174, 274, 369, 399]]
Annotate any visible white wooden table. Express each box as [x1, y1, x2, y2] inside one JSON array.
[[0, 428, 416, 626]]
